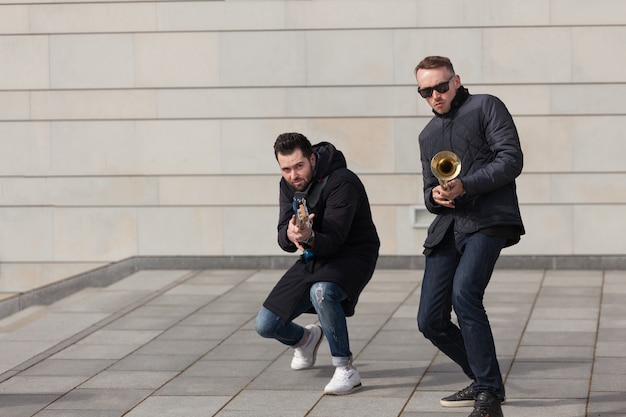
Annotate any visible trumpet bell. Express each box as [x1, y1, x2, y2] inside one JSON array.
[[430, 151, 461, 184]]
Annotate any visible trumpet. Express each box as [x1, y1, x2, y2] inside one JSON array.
[[430, 151, 461, 191]]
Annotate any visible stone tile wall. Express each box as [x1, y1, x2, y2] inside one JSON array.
[[0, 0, 624, 290]]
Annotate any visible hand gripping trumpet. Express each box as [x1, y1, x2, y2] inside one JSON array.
[[430, 151, 461, 191]]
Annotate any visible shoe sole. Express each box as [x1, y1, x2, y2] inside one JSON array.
[[440, 399, 475, 407], [291, 325, 324, 370], [324, 382, 362, 395], [440, 398, 506, 408]]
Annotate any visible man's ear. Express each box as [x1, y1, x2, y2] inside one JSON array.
[[310, 153, 316, 169]]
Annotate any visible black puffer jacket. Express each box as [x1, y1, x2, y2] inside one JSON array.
[[419, 87, 525, 251], [264, 142, 380, 321]]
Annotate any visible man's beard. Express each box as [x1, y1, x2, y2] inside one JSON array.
[[292, 178, 310, 191]]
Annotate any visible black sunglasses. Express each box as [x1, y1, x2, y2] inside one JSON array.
[[417, 75, 455, 98]]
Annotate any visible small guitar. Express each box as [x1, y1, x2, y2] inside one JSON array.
[[295, 196, 311, 229]]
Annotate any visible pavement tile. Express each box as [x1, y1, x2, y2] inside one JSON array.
[[0, 394, 60, 417], [156, 375, 250, 396], [124, 395, 231, 417], [506, 377, 590, 398], [219, 390, 321, 413], [35, 411, 122, 417], [521, 330, 597, 346], [44, 388, 152, 410], [508, 360, 593, 379], [308, 396, 409, 417], [79, 370, 177, 390], [19, 359, 114, 376], [500, 399, 587, 417], [50, 343, 140, 361], [0, 375, 89, 394], [107, 354, 198, 372], [587, 391, 626, 414]]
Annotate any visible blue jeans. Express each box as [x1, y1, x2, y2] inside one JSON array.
[[418, 226, 507, 400], [255, 281, 352, 367]]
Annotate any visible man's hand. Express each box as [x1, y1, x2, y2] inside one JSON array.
[[432, 179, 464, 208], [288, 213, 316, 251]]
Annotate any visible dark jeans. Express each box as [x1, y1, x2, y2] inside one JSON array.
[[418, 226, 506, 400]]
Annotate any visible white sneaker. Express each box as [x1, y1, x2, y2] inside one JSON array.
[[324, 364, 362, 395], [290, 324, 323, 370]]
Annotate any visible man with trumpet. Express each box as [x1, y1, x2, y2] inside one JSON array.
[[414, 56, 524, 417]]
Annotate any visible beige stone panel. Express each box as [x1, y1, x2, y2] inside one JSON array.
[[0, 177, 159, 206], [49, 121, 142, 175], [54, 208, 137, 261], [391, 205, 430, 256], [515, 174, 550, 205], [360, 174, 420, 205], [0, 5, 28, 34], [157, 88, 287, 119], [307, 30, 395, 85], [29, 3, 156, 34], [0, 263, 105, 293], [137, 207, 223, 256], [551, 173, 626, 204], [573, 205, 626, 255], [137, 120, 222, 174], [31, 90, 157, 120], [483, 28, 571, 83], [371, 205, 397, 255], [158, 176, 275, 206], [507, 205, 573, 255], [570, 116, 626, 172], [0, 122, 51, 175], [156, 0, 285, 31], [307, 118, 395, 172], [135, 32, 219, 88], [394, 29, 483, 85], [415, 0, 550, 27], [220, 119, 308, 174], [222, 206, 282, 255], [0, 35, 49, 89], [50, 34, 134, 89], [550, 84, 626, 115], [552, 0, 626, 25], [572, 27, 626, 82], [287, 86, 413, 118], [394, 117, 426, 174], [0, 208, 54, 261], [515, 116, 574, 173], [0, 92, 30, 120], [286, 0, 417, 29], [220, 31, 306, 87]]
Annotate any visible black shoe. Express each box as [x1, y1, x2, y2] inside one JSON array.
[[468, 391, 503, 417], [440, 383, 475, 407]]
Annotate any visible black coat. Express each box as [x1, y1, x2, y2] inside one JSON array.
[[419, 87, 525, 252], [263, 142, 380, 321]]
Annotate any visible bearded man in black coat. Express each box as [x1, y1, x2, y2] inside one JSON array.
[[255, 132, 379, 395]]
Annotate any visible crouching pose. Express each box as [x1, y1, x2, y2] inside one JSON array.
[[255, 132, 379, 395]]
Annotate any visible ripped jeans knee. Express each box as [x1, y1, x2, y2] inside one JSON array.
[[310, 281, 345, 309]]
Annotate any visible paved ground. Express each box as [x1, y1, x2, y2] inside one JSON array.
[[0, 267, 624, 417]]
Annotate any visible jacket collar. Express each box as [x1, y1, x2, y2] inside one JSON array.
[[433, 86, 470, 118]]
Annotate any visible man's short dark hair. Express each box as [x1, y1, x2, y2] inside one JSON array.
[[414, 56, 455, 76], [274, 132, 314, 160]]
